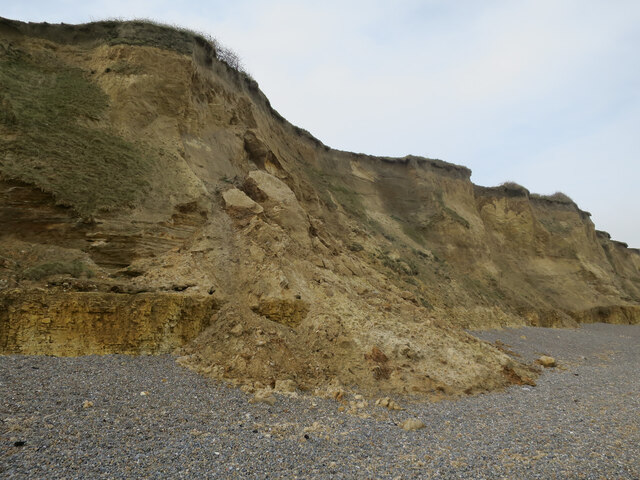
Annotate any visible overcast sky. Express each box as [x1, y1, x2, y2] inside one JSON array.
[[4, 1, 639, 247]]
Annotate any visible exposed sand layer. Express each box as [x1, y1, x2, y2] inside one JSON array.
[[0, 18, 638, 397]]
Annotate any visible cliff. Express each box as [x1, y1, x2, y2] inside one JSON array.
[[1, 18, 638, 397]]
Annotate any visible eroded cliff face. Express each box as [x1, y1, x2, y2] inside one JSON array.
[[0, 291, 217, 355], [0, 18, 638, 397]]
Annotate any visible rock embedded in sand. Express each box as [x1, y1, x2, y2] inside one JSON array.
[[366, 346, 389, 364], [274, 379, 297, 393], [249, 389, 277, 406], [375, 397, 403, 410], [222, 188, 263, 218], [400, 418, 426, 431], [537, 355, 557, 368], [229, 323, 244, 337]]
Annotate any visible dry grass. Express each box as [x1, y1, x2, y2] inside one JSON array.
[[1, 16, 252, 78], [500, 181, 530, 196], [20, 259, 94, 281], [530, 191, 575, 205]]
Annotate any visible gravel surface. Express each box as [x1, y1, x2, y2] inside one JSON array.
[[1, 323, 638, 479]]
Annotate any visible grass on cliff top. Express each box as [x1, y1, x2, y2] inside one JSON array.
[[106, 18, 250, 76], [0, 45, 155, 215], [1, 16, 252, 79], [530, 191, 575, 204], [492, 181, 576, 206], [500, 181, 530, 195]]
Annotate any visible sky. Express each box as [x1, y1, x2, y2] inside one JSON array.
[[3, 1, 639, 247]]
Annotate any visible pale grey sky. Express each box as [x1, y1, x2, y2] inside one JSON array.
[[3, 1, 639, 247]]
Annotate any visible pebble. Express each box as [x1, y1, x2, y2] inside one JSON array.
[[376, 397, 403, 410], [0, 323, 638, 479], [537, 355, 557, 368], [249, 388, 276, 406], [399, 418, 426, 431]]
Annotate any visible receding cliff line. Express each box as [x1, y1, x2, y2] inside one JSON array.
[[1, 18, 638, 397]]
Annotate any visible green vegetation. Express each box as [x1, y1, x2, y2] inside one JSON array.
[[5, 17, 252, 78], [390, 214, 426, 246], [442, 206, 470, 229], [102, 19, 200, 53], [538, 217, 572, 235], [0, 46, 156, 215], [328, 183, 366, 218], [499, 181, 530, 196], [547, 191, 575, 204], [21, 259, 94, 281], [377, 251, 420, 276], [106, 19, 249, 75], [501, 181, 523, 188], [420, 192, 471, 231], [419, 297, 433, 309], [420, 207, 470, 232], [0, 94, 17, 125], [348, 242, 364, 252]]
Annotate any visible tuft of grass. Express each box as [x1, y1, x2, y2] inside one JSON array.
[[419, 297, 433, 309], [0, 46, 157, 215], [377, 252, 419, 276], [500, 181, 530, 196], [530, 191, 575, 205], [390, 214, 426, 246], [546, 191, 574, 203], [443, 206, 470, 229], [500, 181, 523, 189], [113, 18, 251, 76], [21, 259, 94, 281], [348, 242, 364, 252]]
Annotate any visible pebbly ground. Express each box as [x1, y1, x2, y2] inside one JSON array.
[[0, 323, 638, 479]]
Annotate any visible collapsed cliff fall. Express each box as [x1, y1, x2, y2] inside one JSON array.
[[1, 19, 638, 397]]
